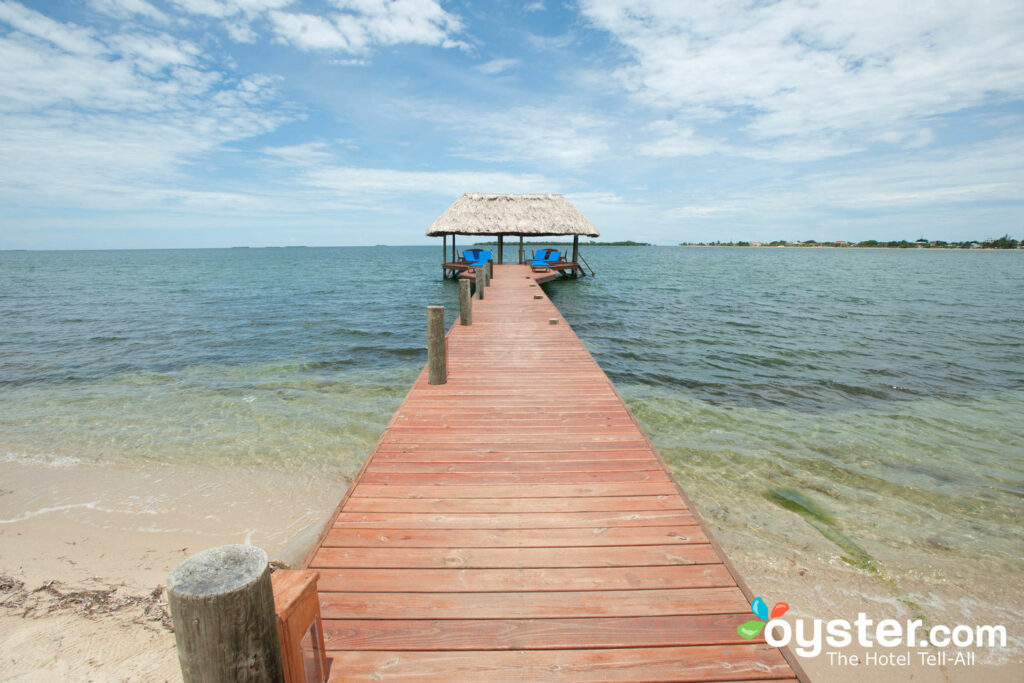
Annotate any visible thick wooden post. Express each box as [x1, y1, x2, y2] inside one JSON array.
[[167, 545, 284, 683], [572, 235, 579, 264], [486, 261, 493, 283], [497, 235, 504, 264], [459, 279, 471, 325], [519, 236, 524, 264], [442, 235, 447, 277], [427, 306, 446, 385], [475, 267, 484, 299]]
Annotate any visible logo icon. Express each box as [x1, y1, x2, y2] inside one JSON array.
[[737, 596, 789, 639]]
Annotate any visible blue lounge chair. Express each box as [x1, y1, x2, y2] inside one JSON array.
[[462, 249, 492, 266], [526, 249, 561, 267]]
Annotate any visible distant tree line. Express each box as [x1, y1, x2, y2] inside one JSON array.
[[679, 235, 1021, 249]]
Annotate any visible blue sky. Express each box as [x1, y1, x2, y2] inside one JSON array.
[[1, 0, 1022, 248]]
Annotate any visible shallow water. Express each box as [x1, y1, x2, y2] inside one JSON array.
[[2, 245, 1022, 656]]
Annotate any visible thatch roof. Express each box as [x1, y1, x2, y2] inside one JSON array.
[[426, 193, 600, 237]]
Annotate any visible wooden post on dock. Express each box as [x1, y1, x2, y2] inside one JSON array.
[[427, 305, 446, 385], [475, 267, 484, 299], [451, 234, 456, 263], [442, 235, 447, 277], [459, 279, 471, 325], [166, 545, 284, 683], [497, 235, 503, 264], [486, 261, 493, 283], [519, 236, 524, 264], [572, 235, 579, 277]]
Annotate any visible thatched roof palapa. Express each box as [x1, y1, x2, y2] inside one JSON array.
[[427, 193, 600, 237]]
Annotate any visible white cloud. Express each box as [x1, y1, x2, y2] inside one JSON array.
[[421, 103, 613, 168], [90, 0, 169, 22], [268, 0, 465, 53], [0, 2, 295, 212], [579, 0, 1024, 157], [636, 120, 724, 157], [473, 57, 519, 75], [524, 1, 544, 12], [0, 1, 103, 55], [268, 11, 356, 50], [300, 166, 555, 199], [261, 141, 338, 167]]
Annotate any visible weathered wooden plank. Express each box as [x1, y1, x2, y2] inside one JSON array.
[[318, 587, 748, 619], [310, 544, 722, 569], [314, 565, 735, 593], [322, 614, 759, 650], [358, 470, 671, 485], [320, 526, 706, 548], [342, 495, 686, 513], [348, 482, 680, 498], [329, 511, 694, 529], [364, 459, 661, 473], [373, 442, 651, 453], [372, 449, 658, 462], [327, 644, 792, 682]]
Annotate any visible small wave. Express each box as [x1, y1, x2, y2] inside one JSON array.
[[2, 451, 82, 467], [0, 500, 100, 524]]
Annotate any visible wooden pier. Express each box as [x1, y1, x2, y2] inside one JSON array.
[[305, 264, 805, 682]]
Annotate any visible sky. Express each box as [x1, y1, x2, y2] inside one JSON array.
[[1, 0, 1023, 249]]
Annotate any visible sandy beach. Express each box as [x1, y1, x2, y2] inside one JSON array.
[[0, 457, 348, 681]]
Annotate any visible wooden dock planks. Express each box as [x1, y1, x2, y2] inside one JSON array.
[[307, 264, 805, 682]]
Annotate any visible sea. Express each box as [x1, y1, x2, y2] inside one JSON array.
[[1, 245, 1022, 660]]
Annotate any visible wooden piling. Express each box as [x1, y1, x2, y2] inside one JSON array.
[[427, 306, 446, 385], [167, 545, 284, 683], [475, 267, 484, 299], [459, 279, 471, 326]]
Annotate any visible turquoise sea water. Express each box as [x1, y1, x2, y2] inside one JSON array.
[[2, 245, 1022, 634]]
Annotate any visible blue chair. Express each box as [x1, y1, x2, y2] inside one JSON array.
[[527, 249, 561, 267], [463, 249, 492, 266]]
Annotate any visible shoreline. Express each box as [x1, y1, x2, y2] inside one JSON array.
[[2, 456, 1020, 680]]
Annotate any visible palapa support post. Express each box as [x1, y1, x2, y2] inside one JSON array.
[[572, 235, 579, 276], [442, 235, 447, 277], [497, 234, 504, 264], [519, 235, 524, 264], [166, 544, 284, 683], [459, 279, 471, 326], [475, 267, 484, 299], [451, 234, 456, 263], [427, 305, 446, 385]]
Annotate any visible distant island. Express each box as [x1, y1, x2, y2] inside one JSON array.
[[472, 240, 652, 246], [679, 235, 1021, 249]]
